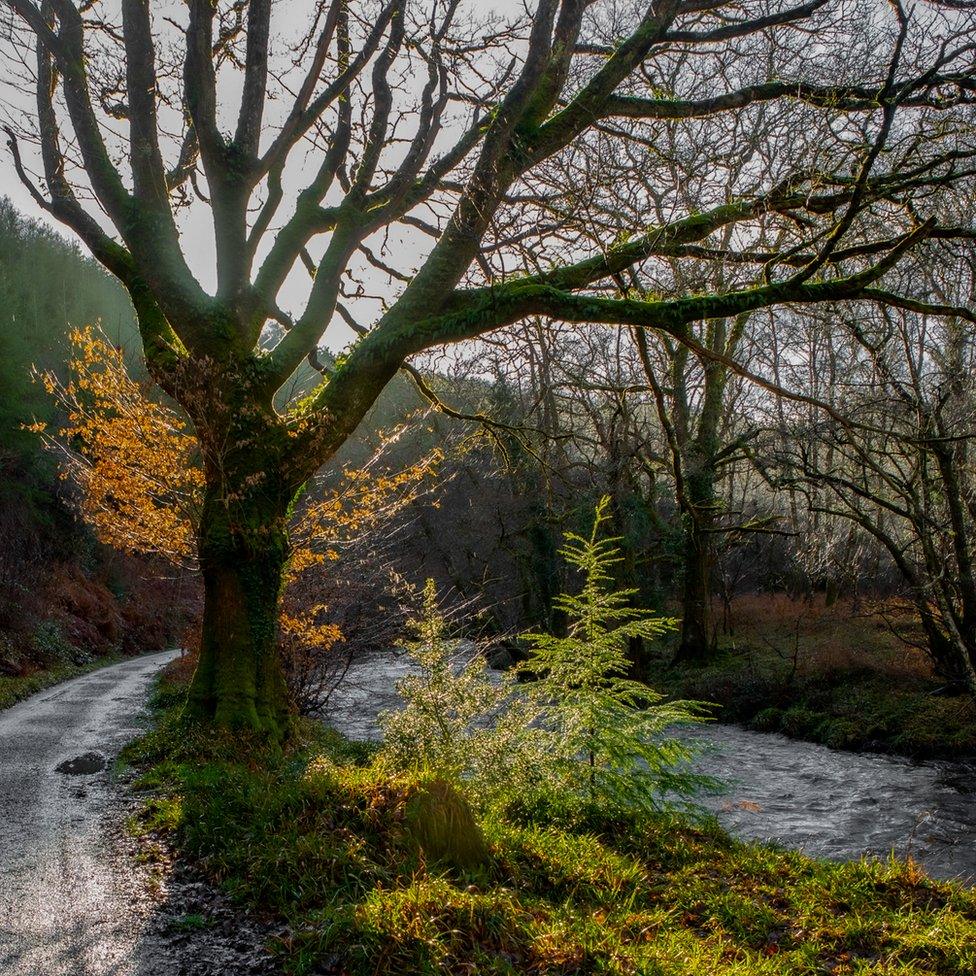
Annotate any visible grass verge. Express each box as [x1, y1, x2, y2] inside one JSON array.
[[123, 657, 976, 975], [0, 652, 122, 710]]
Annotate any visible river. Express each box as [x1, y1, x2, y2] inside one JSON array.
[[323, 649, 976, 885]]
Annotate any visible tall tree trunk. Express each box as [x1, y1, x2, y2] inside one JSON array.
[[674, 444, 717, 663], [916, 602, 976, 694], [635, 325, 734, 667], [187, 485, 292, 737], [675, 516, 715, 662]]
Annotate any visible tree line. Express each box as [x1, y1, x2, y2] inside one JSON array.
[[2, 0, 975, 735]]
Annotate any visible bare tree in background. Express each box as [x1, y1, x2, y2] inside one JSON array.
[[2, 0, 975, 733], [761, 242, 976, 690]]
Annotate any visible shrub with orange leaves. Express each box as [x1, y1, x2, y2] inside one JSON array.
[[32, 327, 203, 564], [35, 326, 439, 711], [280, 452, 439, 714]]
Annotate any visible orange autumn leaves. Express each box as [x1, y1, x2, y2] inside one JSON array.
[[32, 327, 203, 563], [33, 326, 439, 659], [289, 463, 441, 579]]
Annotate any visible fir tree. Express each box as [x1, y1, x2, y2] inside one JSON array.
[[522, 497, 711, 813]]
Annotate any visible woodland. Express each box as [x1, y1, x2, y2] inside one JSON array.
[[2, 1, 976, 974]]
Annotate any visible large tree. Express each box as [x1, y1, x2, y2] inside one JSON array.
[[760, 244, 976, 690], [3, 0, 974, 734]]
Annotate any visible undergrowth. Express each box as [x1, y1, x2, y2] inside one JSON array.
[[651, 647, 976, 758], [651, 596, 976, 758], [123, 660, 976, 975], [0, 649, 122, 710]]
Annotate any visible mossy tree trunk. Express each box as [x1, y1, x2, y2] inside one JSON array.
[[187, 485, 293, 736], [675, 508, 715, 663], [674, 454, 717, 663], [179, 355, 307, 739], [916, 608, 976, 692], [636, 322, 742, 666]]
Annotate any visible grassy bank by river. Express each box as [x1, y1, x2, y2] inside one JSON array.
[[123, 657, 976, 976], [652, 595, 976, 759]]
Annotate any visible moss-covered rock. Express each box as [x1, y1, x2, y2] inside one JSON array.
[[404, 776, 490, 871]]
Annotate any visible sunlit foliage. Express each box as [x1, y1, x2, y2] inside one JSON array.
[[33, 327, 439, 698], [33, 327, 203, 563], [378, 579, 545, 804], [380, 500, 712, 814], [521, 496, 712, 813]]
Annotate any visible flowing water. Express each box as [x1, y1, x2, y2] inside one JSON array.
[[323, 649, 976, 885], [690, 725, 976, 884]]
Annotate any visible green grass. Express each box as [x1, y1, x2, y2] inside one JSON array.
[[0, 653, 123, 710], [123, 664, 976, 975], [167, 912, 210, 932]]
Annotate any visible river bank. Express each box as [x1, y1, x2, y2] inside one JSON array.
[[122, 656, 976, 975], [650, 594, 976, 760], [325, 646, 976, 885], [0, 548, 196, 712]]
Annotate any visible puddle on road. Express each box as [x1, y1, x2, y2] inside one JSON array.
[[56, 752, 106, 775]]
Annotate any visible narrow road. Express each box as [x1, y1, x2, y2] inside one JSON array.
[[0, 650, 182, 975]]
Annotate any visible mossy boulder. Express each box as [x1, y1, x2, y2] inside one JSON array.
[[404, 777, 490, 871]]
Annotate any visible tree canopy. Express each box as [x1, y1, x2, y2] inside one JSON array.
[[3, 0, 974, 733]]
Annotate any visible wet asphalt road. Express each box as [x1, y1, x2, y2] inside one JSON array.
[[0, 651, 180, 975]]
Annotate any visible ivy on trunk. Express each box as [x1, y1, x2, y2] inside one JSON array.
[[189, 488, 293, 735]]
